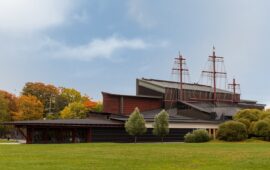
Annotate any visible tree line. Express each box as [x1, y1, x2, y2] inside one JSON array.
[[0, 82, 102, 136]]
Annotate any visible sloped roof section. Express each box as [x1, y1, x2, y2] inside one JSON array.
[[141, 108, 194, 120], [183, 102, 241, 119], [139, 78, 233, 94], [4, 118, 123, 127], [110, 108, 221, 124]]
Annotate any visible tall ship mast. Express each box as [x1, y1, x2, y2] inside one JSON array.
[[201, 47, 227, 104], [172, 52, 189, 101], [170, 47, 241, 105]]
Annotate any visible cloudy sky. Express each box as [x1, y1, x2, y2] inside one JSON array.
[[0, 0, 269, 106]]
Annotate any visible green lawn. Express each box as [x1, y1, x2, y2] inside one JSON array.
[[1, 142, 270, 170]]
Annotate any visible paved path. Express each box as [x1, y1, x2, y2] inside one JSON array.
[[0, 143, 21, 145], [0, 139, 25, 144]]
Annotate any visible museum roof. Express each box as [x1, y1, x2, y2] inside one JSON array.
[[102, 91, 163, 99], [139, 78, 233, 94], [3, 118, 123, 127], [110, 109, 222, 124]]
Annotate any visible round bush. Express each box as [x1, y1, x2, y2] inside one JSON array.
[[233, 109, 262, 122], [253, 120, 270, 140], [248, 121, 256, 135], [184, 129, 210, 143], [184, 133, 196, 143], [259, 112, 270, 120], [237, 118, 250, 129], [217, 121, 248, 141], [263, 118, 270, 124]]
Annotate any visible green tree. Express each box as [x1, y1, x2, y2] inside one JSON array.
[[54, 95, 69, 113], [233, 109, 263, 122], [125, 107, 147, 143], [152, 110, 169, 142], [60, 102, 88, 119], [13, 95, 44, 120], [60, 88, 83, 104]]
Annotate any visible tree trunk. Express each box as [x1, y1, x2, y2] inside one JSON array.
[[162, 137, 164, 143], [134, 136, 137, 143]]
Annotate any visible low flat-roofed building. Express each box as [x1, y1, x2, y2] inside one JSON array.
[[4, 111, 221, 144]]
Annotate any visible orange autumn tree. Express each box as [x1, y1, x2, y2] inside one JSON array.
[[83, 97, 103, 112], [13, 95, 44, 121], [0, 90, 18, 137], [84, 100, 97, 108], [0, 93, 10, 137], [0, 90, 18, 115], [22, 82, 59, 114], [91, 101, 103, 112]]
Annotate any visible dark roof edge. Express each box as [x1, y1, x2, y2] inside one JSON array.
[[139, 78, 235, 94], [111, 117, 222, 124], [2, 119, 124, 126], [102, 91, 163, 99], [140, 78, 212, 88]]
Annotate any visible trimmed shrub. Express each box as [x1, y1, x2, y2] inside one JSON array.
[[248, 121, 256, 135], [184, 133, 195, 143], [184, 129, 210, 143], [260, 112, 270, 120], [253, 120, 270, 140], [263, 118, 270, 124], [233, 109, 262, 122], [217, 121, 248, 141], [237, 118, 250, 129]]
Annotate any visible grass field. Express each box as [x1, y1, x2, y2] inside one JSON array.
[[1, 142, 270, 170]]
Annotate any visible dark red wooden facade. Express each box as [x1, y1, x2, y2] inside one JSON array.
[[102, 92, 163, 115]]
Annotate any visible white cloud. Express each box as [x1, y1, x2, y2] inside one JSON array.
[[0, 0, 74, 33], [42, 36, 152, 61], [127, 0, 157, 28]]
